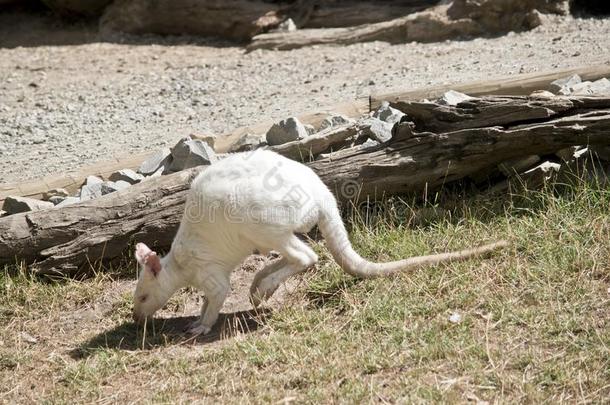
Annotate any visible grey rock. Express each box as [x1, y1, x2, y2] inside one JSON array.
[[48, 195, 67, 205], [101, 181, 120, 195], [229, 133, 262, 153], [529, 90, 557, 99], [79, 182, 104, 201], [114, 180, 132, 190], [85, 175, 103, 185], [2, 196, 54, 214], [574, 147, 590, 160], [372, 101, 405, 125], [266, 117, 309, 146], [56, 197, 80, 207], [43, 188, 69, 200], [0, 210, 7, 217], [584, 78, 610, 96], [437, 90, 474, 106], [550, 74, 581, 94], [365, 118, 393, 143], [361, 138, 380, 148], [319, 114, 352, 131], [109, 168, 144, 184], [273, 18, 297, 33], [498, 155, 541, 177], [138, 147, 172, 176], [169, 137, 217, 172]]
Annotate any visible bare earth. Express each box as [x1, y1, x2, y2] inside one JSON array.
[[0, 12, 609, 183]]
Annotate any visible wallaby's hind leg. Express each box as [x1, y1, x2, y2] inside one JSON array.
[[188, 269, 230, 336], [250, 235, 317, 306]]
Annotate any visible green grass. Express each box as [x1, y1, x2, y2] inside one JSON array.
[[1, 180, 609, 403]]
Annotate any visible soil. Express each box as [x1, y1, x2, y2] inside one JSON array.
[[0, 10, 609, 183]]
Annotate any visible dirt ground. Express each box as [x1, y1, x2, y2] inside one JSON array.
[[1, 9, 609, 183]]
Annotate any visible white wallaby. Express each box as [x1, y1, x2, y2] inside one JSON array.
[[133, 150, 508, 335]]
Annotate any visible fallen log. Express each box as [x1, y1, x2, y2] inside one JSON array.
[[247, 0, 567, 51], [2, 94, 610, 276], [100, 0, 439, 41]]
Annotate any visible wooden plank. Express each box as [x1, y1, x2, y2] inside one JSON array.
[[370, 64, 610, 110]]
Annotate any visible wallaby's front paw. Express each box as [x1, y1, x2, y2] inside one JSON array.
[[186, 321, 211, 336]]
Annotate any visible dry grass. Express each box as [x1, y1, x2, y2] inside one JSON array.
[[1, 180, 609, 403]]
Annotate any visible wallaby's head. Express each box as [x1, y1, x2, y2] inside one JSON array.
[[133, 243, 172, 323]]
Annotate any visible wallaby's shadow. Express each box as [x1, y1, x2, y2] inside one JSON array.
[[70, 308, 270, 359]]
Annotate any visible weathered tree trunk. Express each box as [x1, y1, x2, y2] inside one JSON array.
[[248, 0, 568, 51], [1, 95, 609, 276], [99, 0, 439, 41]]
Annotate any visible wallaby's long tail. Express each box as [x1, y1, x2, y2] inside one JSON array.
[[318, 199, 509, 278]]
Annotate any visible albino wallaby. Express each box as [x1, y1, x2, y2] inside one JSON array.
[[133, 150, 508, 335]]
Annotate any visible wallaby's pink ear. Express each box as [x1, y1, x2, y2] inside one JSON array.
[[135, 243, 152, 265], [146, 253, 162, 277]]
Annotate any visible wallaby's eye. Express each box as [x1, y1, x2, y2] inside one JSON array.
[[139, 295, 148, 303]]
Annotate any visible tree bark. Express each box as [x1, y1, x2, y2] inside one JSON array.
[[2, 95, 610, 276]]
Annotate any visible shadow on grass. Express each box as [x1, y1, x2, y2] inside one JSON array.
[[70, 308, 271, 358]]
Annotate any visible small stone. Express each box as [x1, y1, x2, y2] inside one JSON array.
[[372, 101, 405, 125], [549, 74, 581, 94], [0, 210, 7, 217], [100, 181, 121, 195], [498, 155, 541, 177], [529, 90, 556, 99], [114, 180, 132, 190], [361, 138, 379, 148], [43, 188, 69, 200], [229, 133, 262, 153], [585, 78, 610, 96], [266, 117, 309, 146], [2, 196, 54, 214], [85, 175, 103, 186], [437, 90, 474, 106], [319, 114, 352, 131], [449, 313, 462, 324], [138, 148, 173, 176], [109, 169, 144, 184], [79, 183, 104, 201], [56, 197, 80, 207], [273, 18, 297, 33], [573, 147, 590, 160], [169, 137, 217, 172], [562, 79, 610, 97], [365, 118, 393, 143], [48, 196, 67, 205]]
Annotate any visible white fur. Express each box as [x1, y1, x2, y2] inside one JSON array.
[[133, 150, 507, 334]]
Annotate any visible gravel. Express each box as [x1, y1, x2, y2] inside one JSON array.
[[0, 12, 609, 183]]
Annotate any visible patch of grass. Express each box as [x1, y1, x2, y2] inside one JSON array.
[[1, 180, 610, 403]]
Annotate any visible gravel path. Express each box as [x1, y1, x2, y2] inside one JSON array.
[[0, 12, 609, 183]]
